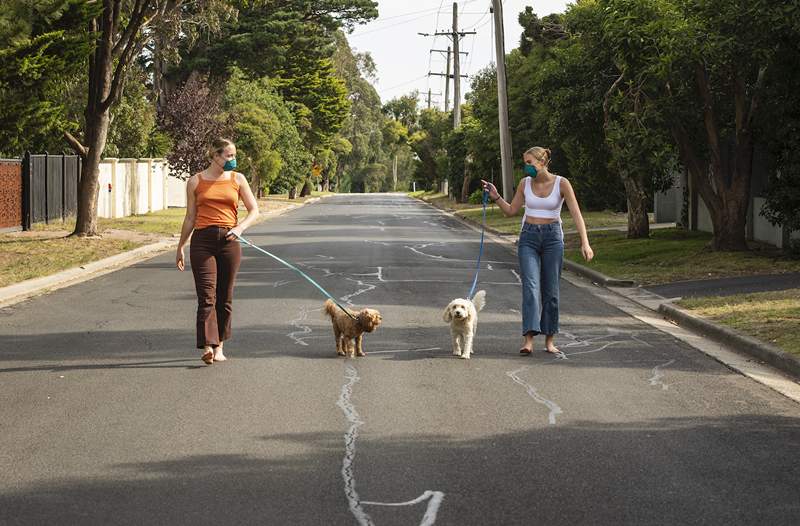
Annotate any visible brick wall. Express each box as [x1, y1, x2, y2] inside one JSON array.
[[0, 160, 22, 229]]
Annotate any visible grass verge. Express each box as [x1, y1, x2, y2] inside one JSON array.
[[0, 236, 142, 288], [677, 289, 800, 356], [410, 191, 634, 234], [564, 228, 800, 285]]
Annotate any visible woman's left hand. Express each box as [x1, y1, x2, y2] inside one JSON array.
[[226, 226, 244, 241], [581, 244, 594, 262]]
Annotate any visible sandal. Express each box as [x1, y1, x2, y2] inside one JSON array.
[[201, 349, 214, 365], [519, 347, 533, 355]]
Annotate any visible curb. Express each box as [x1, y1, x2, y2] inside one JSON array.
[[561, 259, 636, 287], [0, 240, 177, 309], [0, 198, 320, 309], [659, 303, 800, 380], [414, 195, 799, 382]]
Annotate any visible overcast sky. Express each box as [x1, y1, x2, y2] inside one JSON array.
[[345, 1, 570, 108]]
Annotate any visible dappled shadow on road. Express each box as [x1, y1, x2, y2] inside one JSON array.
[[0, 316, 728, 379], [1, 414, 798, 525]]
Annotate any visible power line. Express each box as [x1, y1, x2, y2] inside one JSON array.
[[349, 11, 441, 37], [380, 73, 429, 94]]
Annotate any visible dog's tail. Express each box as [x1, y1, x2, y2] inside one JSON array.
[[472, 290, 486, 312], [323, 299, 338, 319]]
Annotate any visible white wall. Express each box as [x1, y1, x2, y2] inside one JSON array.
[[167, 174, 188, 207], [97, 158, 171, 218]]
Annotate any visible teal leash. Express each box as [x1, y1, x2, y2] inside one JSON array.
[[467, 190, 489, 299], [234, 234, 357, 321]]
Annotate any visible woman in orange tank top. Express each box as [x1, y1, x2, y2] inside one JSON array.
[[176, 138, 260, 365]]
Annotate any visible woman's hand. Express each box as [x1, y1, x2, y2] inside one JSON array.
[[581, 243, 594, 262], [176, 247, 185, 271], [480, 179, 500, 201], [226, 226, 244, 241]]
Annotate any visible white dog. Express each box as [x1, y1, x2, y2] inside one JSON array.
[[442, 290, 486, 359]]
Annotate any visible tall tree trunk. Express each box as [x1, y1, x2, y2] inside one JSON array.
[[621, 171, 650, 238], [74, 111, 111, 236], [65, 1, 183, 236], [460, 172, 472, 203], [668, 63, 762, 251]]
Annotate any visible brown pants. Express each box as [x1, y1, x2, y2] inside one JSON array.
[[190, 226, 242, 349]]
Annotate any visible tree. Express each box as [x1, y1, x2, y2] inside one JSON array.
[[160, 72, 228, 179], [222, 69, 310, 195], [0, 0, 95, 156], [597, 0, 800, 250], [64, 0, 186, 237]]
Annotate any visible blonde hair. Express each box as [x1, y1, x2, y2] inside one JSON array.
[[524, 146, 552, 167], [207, 138, 234, 161]]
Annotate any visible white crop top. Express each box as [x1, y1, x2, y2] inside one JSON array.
[[523, 175, 564, 223]]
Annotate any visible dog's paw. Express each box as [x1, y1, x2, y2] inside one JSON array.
[[458, 353, 470, 360], [452, 349, 462, 356]]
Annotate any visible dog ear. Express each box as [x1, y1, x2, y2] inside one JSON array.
[[442, 304, 453, 322]]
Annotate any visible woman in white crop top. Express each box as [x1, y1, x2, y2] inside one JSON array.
[[481, 146, 593, 355]]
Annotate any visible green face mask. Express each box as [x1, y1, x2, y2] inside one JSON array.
[[223, 158, 237, 171]]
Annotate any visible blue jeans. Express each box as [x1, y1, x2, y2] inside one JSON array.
[[518, 222, 563, 336]]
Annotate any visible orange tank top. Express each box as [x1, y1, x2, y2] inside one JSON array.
[[194, 174, 240, 229]]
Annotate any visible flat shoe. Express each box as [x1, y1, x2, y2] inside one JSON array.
[[201, 350, 214, 365], [519, 347, 532, 355]]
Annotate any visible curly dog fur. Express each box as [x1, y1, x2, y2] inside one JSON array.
[[442, 290, 485, 359], [323, 300, 382, 357]]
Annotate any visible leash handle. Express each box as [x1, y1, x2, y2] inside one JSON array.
[[467, 190, 489, 299], [233, 233, 357, 321]]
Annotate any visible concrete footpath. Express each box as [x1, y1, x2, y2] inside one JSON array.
[[424, 201, 800, 394], [0, 198, 317, 309]]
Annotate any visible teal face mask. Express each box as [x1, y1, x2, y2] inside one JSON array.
[[524, 164, 537, 177], [223, 158, 237, 171]]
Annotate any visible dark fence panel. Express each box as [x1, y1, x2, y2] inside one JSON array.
[[22, 152, 82, 229], [64, 156, 80, 218], [47, 155, 63, 221]]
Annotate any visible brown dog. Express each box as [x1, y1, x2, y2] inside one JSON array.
[[323, 299, 382, 357]]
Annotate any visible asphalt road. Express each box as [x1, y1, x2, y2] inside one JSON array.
[[1, 193, 799, 525]]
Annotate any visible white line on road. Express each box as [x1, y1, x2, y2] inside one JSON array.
[[341, 278, 377, 305], [506, 366, 563, 425], [337, 365, 446, 525], [288, 307, 314, 346], [649, 359, 675, 390]]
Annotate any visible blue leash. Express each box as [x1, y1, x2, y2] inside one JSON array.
[[467, 190, 489, 299], [234, 234, 357, 321]]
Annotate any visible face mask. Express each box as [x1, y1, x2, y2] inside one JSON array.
[[223, 158, 237, 171], [524, 164, 537, 177]]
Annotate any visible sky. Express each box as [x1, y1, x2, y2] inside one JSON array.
[[345, 1, 571, 108]]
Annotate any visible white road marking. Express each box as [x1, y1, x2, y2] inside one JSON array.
[[272, 279, 296, 288], [341, 278, 377, 305], [510, 269, 521, 284], [287, 307, 314, 346], [506, 366, 563, 425], [649, 359, 676, 390], [337, 365, 446, 526]]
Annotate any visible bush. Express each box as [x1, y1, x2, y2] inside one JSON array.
[[468, 188, 486, 204]]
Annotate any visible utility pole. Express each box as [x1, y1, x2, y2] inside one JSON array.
[[452, 2, 461, 127], [492, 0, 514, 201], [428, 47, 465, 111], [425, 89, 442, 109], [445, 45, 451, 111], [420, 13, 473, 119], [392, 154, 398, 191]]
